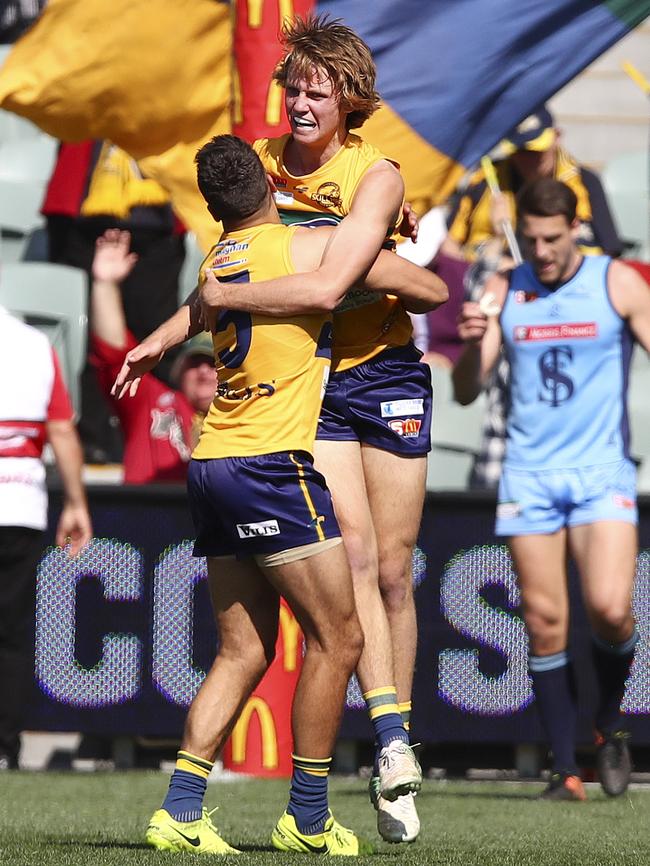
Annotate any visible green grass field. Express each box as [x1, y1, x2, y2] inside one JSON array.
[[1, 772, 649, 865]]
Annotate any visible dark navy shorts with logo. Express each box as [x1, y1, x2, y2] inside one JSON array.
[[317, 343, 432, 456], [187, 451, 341, 559]]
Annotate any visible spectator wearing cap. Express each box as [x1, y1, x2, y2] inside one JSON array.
[[443, 106, 623, 262], [90, 229, 215, 484]]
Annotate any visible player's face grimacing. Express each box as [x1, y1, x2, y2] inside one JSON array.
[[520, 213, 582, 285], [284, 67, 344, 146]]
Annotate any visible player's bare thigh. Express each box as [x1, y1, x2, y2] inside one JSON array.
[[568, 521, 637, 641], [207, 555, 280, 672], [313, 439, 378, 582], [508, 530, 569, 656], [360, 447, 427, 567], [259, 539, 359, 651], [181, 556, 280, 758], [259, 540, 363, 758]]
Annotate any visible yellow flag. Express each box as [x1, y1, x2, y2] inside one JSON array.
[[0, 0, 232, 249]]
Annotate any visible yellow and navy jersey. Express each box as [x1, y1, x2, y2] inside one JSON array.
[[253, 133, 413, 372], [193, 223, 332, 460], [447, 148, 604, 259]]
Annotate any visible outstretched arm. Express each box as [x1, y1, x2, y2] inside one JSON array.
[[110, 291, 204, 399], [91, 229, 139, 348], [92, 229, 201, 398]]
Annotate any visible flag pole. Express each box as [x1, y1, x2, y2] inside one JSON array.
[[480, 156, 523, 265]]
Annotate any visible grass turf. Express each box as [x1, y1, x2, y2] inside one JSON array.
[[1, 772, 648, 865]]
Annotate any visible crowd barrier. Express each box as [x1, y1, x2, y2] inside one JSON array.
[[28, 486, 650, 769]]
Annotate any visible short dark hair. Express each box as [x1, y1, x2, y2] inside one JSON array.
[[195, 134, 268, 221], [517, 177, 577, 225]]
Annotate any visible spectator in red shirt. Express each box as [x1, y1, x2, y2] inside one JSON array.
[[90, 230, 215, 484]]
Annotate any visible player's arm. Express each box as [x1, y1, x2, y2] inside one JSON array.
[[452, 272, 507, 405], [199, 161, 404, 316], [362, 250, 449, 313], [202, 220, 447, 316], [110, 286, 204, 399], [47, 418, 93, 556], [608, 260, 650, 353]]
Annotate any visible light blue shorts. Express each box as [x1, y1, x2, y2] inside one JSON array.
[[495, 459, 638, 537]]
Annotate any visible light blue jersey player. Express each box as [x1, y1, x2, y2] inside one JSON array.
[[499, 253, 636, 533], [453, 178, 650, 802]]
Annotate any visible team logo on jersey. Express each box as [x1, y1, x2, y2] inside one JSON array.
[[380, 399, 424, 418], [514, 291, 539, 304], [538, 346, 574, 407], [514, 322, 597, 342], [236, 519, 281, 538], [388, 418, 422, 438], [312, 181, 342, 209]]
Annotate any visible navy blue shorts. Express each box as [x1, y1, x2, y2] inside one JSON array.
[[187, 451, 341, 558], [317, 344, 432, 455]]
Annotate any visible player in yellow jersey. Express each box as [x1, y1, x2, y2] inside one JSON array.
[[114, 136, 447, 855], [199, 16, 429, 843]]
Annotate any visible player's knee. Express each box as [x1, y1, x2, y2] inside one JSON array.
[[338, 613, 364, 673], [378, 551, 413, 612], [220, 634, 276, 680], [591, 602, 634, 641], [525, 612, 565, 653]]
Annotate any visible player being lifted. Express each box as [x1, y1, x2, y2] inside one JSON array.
[[114, 135, 447, 854]]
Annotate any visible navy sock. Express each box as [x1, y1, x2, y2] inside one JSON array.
[[592, 630, 639, 735], [161, 751, 213, 822], [529, 652, 578, 775], [363, 687, 409, 752], [287, 755, 331, 835]]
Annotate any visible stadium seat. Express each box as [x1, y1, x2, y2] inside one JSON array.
[[601, 151, 650, 262], [0, 46, 45, 143], [427, 445, 475, 491], [0, 136, 57, 260], [427, 364, 485, 490], [0, 262, 88, 413], [0, 107, 48, 145]]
